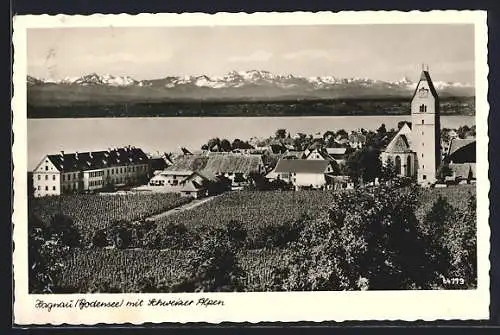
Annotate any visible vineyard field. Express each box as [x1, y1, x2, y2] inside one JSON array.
[[153, 187, 476, 235], [30, 193, 192, 240], [59, 248, 286, 292]]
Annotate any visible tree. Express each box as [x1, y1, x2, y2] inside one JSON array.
[[207, 138, 221, 151], [336, 129, 348, 139], [275, 128, 287, 139], [29, 214, 77, 293], [47, 213, 82, 248], [345, 147, 382, 186], [220, 139, 232, 152], [377, 123, 387, 135], [437, 164, 453, 183], [172, 227, 246, 292], [381, 157, 398, 181]]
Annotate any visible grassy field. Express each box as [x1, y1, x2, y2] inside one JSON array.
[[50, 185, 476, 292]]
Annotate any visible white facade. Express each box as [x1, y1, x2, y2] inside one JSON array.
[[33, 157, 62, 197], [411, 72, 441, 184]]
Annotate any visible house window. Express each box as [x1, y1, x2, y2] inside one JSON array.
[[45, 175, 48, 180], [37, 175, 41, 180], [37, 186, 40, 190], [45, 166, 48, 171], [53, 186, 56, 191], [422, 142, 424, 147], [53, 175, 56, 180], [422, 131, 424, 135], [45, 186, 48, 191], [422, 153, 424, 158], [423, 175, 427, 180], [421, 120, 424, 125]]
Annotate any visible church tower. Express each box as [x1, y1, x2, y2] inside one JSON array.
[[411, 66, 441, 184]]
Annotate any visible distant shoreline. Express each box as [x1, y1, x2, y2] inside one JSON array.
[[27, 96, 475, 119]]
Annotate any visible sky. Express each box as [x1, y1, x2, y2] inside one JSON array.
[[27, 24, 475, 83]]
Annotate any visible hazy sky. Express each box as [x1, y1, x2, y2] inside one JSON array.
[[27, 24, 475, 83]]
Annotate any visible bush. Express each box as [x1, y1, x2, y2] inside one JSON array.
[[249, 217, 306, 249], [173, 228, 246, 292], [92, 229, 108, 248], [143, 223, 196, 250], [108, 221, 132, 249]]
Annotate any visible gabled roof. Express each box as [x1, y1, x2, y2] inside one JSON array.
[[411, 70, 439, 101], [448, 138, 476, 156], [166, 155, 209, 172], [203, 154, 263, 175], [180, 180, 206, 192], [446, 138, 476, 164], [44, 147, 148, 173], [384, 134, 412, 153], [273, 159, 331, 174]]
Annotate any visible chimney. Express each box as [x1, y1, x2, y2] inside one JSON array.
[[75, 151, 79, 160], [89, 152, 93, 159], [60, 151, 64, 161]]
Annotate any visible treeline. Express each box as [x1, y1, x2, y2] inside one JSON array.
[[27, 97, 475, 118], [29, 183, 476, 293]]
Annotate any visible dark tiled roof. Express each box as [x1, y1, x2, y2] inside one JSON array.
[[166, 155, 209, 172], [273, 159, 331, 174], [203, 154, 263, 175], [447, 138, 476, 157], [46, 147, 148, 173], [384, 134, 412, 153]]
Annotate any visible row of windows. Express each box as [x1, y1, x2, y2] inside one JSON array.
[[37, 185, 57, 191], [89, 171, 104, 178], [38, 174, 56, 181], [89, 180, 103, 187], [62, 173, 79, 181]]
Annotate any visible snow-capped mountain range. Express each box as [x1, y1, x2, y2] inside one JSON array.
[[29, 70, 473, 90], [27, 70, 474, 105]]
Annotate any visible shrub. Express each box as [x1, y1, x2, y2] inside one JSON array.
[[173, 228, 246, 292], [91, 229, 108, 248], [108, 221, 132, 249], [143, 223, 195, 250]]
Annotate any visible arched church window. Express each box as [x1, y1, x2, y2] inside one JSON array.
[[406, 156, 412, 176], [395, 156, 402, 175]]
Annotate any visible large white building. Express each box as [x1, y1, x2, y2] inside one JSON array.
[[32, 146, 149, 197], [381, 68, 441, 185]]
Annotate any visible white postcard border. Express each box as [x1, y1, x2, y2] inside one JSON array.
[[12, 11, 490, 325]]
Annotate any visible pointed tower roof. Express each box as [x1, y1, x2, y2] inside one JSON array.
[[411, 70, 439, 100]]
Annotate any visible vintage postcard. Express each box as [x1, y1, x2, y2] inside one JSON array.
[[12, 11, 489, 325]]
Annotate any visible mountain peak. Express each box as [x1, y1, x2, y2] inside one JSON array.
[[26, 70, 474, 98]]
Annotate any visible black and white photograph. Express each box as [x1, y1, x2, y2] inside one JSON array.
[[12, 11, 490, 324]]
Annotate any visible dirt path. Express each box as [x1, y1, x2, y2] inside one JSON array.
[[147, 195, 220, 220]]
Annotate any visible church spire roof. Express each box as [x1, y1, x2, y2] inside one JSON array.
[[411, 67, 439, 100]]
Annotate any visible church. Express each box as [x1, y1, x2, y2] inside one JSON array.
[[381, 67, 442, 185]]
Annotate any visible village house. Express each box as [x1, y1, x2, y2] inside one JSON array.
[[268, 158, 338, 190], [443, 138, 476, 183], [144, 152, 266, 195], [32, 146, 149, 197]]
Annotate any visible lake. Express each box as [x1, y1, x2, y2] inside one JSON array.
[[27, 115, 475, 170]]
